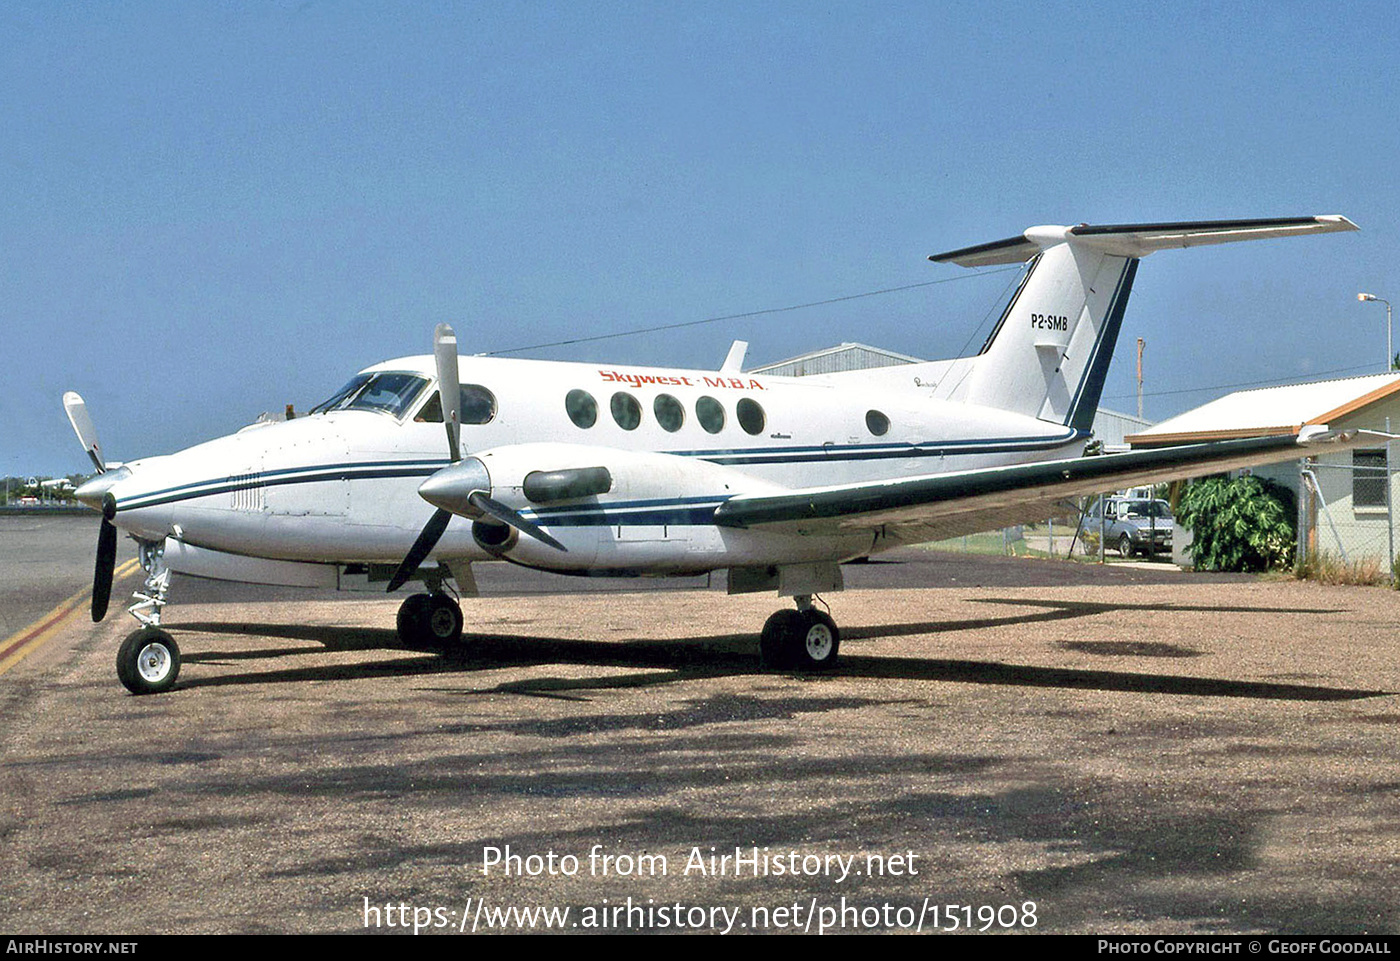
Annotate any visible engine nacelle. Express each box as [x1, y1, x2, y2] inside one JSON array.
[[461, 442, 780, 572]]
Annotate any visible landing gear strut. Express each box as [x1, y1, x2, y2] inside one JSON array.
[[760, 595, 840, 670], [130, 540, 171, 627], [396, 592, 464, 649], [116, 541, 181, 695]]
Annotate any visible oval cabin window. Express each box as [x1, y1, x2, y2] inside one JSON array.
[[696, 396, 725, 434], [736, 398, 766, 435], [654, 394, 685, 432], [566, 389, 598, 429], [866, 409, 890, 436], [610, 392, 642, 430]]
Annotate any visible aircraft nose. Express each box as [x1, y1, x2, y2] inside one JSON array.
[[74, 467, 131, 512], [417, 458, 492, 516]]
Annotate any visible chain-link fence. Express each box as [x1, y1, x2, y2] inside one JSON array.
[[931, 496, 1169, 563], [931, 522, 1093, 560], [1297, 455, 1397, 578], [922, 453, 1400, 578]]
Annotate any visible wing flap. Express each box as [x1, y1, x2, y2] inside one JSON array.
[[714, 430, 1389, 542]]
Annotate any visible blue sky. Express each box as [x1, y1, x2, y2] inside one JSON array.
[[6, 2, 1400, 476]]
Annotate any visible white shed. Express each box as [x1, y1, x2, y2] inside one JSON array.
[[1127, 372, 1400, 569]]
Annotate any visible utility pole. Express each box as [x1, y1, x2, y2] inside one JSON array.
[[1136, 338, 1146, 421]]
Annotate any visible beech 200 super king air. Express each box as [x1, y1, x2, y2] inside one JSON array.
[[66, 215, 1378, 694]]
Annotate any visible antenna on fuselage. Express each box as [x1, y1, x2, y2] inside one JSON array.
[[720, 340, 748, 373]]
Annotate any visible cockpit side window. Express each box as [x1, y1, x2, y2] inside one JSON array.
[[416, 384, 498, 425]]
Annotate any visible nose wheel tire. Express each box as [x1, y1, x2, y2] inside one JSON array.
[[116, 627, 180, 695], [760, 608, 840, 671], [397, 592, 464, 649]]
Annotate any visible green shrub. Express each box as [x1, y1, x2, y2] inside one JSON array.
[[1177, 475, 1296, 572]]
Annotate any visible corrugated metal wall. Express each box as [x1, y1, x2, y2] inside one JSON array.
[[749, 343, 924, 377]]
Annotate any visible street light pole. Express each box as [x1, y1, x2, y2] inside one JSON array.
[[1359, 292, 1393, 370], [1360, 292, 1399, 581]]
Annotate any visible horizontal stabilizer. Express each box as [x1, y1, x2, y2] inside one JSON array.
[[932, 215, 1358, 267]]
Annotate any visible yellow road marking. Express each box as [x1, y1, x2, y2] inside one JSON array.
[[0, 558, 142, 676]]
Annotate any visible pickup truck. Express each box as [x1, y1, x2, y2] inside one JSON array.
[[1084, 497, 1175, 558]]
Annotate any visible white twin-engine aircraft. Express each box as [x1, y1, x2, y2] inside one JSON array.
[[67, 216, 1375, 695]]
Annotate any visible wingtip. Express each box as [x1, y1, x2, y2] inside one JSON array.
[[1317, 214, 1360, 231]]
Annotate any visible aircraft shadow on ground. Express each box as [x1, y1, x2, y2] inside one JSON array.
[[169, 595, 1387, 702]]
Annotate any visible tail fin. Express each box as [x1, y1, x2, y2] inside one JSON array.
[[931, 216, 1357, 430]]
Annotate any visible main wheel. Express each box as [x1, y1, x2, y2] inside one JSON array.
[[760, 609, 841, 671], [116, 627, 180, 695], [396, 593, 434, 648], [759, 609, 804, 668], [1118, 533, 1134, 557], [795, 610, 840, 670], [424, 593, 464, 646], [397, 592, 464, 648]]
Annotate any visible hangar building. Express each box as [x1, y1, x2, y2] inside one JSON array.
[[749, 343, 1150, 450]]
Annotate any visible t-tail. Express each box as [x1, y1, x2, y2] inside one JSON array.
[[929, 216, 1358, 430]]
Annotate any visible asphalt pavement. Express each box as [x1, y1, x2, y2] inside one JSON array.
[[1, 514, 1391, 936]]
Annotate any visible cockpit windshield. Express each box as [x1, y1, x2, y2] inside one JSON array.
[[308, 372, 430, 418], [308, 374, 371, 414]]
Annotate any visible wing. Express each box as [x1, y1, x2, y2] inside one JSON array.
[[713, 429, 1387, 546]]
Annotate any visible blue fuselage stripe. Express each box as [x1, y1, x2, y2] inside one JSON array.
[[113, 432, 1086, 514]]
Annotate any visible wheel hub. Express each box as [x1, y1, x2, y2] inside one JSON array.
[[137, 643, 171, 682], [804, 623, 833, 660], [429, 607, 457, 638]]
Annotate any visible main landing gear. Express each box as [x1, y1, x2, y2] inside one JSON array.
[[759, 595, 840, 670], [396, 591, 464, 649]]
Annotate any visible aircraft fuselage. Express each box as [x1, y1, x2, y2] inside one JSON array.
[[99, 354, 1083, 574]]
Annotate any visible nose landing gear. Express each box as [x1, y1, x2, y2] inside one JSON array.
[[114, 541, 182, 695]]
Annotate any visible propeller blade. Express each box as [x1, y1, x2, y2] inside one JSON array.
[[92, 514, 117, 621], [468, 491, 568, 552], [386, 508, 453, 593], [434, 324, 461, 464], [63, 391, 106, 473]]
